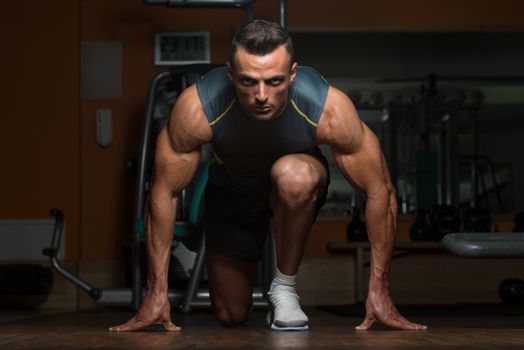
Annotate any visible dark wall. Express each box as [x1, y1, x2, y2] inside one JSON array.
[[1, 1, 524, 262]]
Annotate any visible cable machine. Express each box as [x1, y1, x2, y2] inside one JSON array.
[[46, 0, 289, 311]]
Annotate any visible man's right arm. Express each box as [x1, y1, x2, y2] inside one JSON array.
[[109, 84, 211, 332]]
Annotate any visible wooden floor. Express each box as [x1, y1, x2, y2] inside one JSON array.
[[2, 307, 524, 349]]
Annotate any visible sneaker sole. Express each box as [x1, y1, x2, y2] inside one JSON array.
[[270, 323, 310, 331]]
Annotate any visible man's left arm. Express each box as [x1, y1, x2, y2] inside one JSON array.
[[317, 87, 427, 331]]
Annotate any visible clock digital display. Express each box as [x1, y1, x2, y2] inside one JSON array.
[[155, 32, 210, 65]]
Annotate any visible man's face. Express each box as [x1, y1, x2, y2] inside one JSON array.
[[228, 45, 297, 122]]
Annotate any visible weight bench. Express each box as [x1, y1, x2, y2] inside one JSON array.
[[442, 232, 524, 258]]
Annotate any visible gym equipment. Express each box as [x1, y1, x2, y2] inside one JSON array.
[[499, 278, 524, 304], [143, 0, 288, 30], [442, 232, 524, 258], [45, 204, 205, 308], [45, 68, 268, 308], [172, 242, 197, 280], [429, 204, 461, 241], [441, 208, 524, 303], [462, 206, 491, 233], [143, 0, 255, 10], [459, 155, 505, 213], [44, 70, 220, 308], [135, 0, 289, 312], [410, 209, 432, 241], [415, 150, 438, 212], [46, 0, 290, 311], [141, 0, 256, 34], [346, 206, 367, 242]]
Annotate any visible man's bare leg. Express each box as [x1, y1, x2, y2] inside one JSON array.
[[267, 153, 328, 330], [206, 250, 257, 327]]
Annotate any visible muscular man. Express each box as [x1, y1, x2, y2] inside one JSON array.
[[110, 20, 426, 332]]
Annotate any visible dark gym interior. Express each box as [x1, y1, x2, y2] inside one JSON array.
[[2, 1, 524, 349]]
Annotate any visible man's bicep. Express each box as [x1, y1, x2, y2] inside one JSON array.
[[332, 124, 389, 196], [153, 128, 201, 196], [153, 84, 210, 194], [318, 87, 364, 153], [167, 84, 212, 152]]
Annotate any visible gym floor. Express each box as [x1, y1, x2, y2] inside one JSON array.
[[2, 307, 524, 350]]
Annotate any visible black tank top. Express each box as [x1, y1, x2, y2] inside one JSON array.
[[196, 66, 329, 190]]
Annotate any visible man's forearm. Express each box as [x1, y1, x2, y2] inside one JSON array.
[[364, 191, 396, 281], [145, 192, 179, 292]]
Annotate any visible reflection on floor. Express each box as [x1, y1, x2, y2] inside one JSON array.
[[0, 308, 75, 323], [2, 306, 524, 349]]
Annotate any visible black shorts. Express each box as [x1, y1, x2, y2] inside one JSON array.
[[204, 152, 330, 262]]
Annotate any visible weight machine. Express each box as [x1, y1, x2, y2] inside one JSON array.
[[45, 0, 289, 311]]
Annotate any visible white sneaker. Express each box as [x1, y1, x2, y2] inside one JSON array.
[[266, 287, 309, 331]]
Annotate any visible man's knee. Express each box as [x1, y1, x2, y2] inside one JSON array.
[[271, 156, 323, 206], [213, 304, 251, 327]]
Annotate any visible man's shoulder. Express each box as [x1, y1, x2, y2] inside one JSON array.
[[197, 66, 230, 91], [195, 66, 235, 122], [295, 66, 329, 86], [290, 66, 330, 124], [200, 65, 228, 80], [292, 66, 330, 99]]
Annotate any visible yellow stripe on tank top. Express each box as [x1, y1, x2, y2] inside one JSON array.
[[209, 99, 236, 126], [290, 99, 318, 127]]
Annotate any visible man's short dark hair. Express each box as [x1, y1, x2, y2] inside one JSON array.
[[229, 19, 294, 66]]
